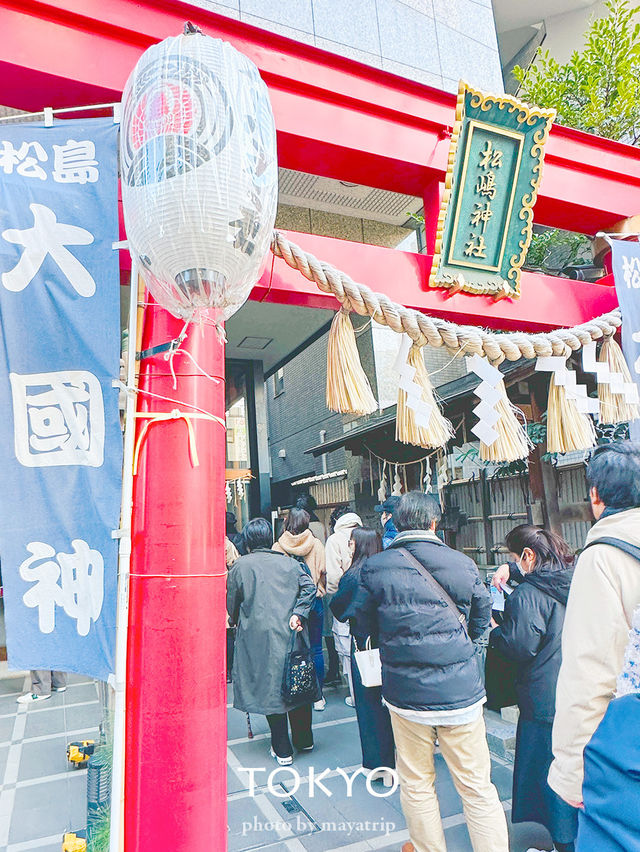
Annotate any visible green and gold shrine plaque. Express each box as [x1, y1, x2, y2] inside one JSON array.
[[430, 82, 555, 299]]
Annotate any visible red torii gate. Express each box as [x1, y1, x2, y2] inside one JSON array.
[[0, 2, 635, 851]]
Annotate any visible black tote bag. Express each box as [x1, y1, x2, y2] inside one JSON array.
[[282, 630, 320, 705]]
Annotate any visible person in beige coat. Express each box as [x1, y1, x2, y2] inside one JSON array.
[[325, 511, 363, 594], [548, 442, 640, 811], [325, 511, 362, 706], [274, 508, 327, 709], [274, 509, 326, 594]]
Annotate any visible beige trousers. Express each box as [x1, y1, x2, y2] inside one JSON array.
[[389, 711, 509, 852]]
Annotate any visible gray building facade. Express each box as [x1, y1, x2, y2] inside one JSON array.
[[199, 0, 504, 92], [212, 0, 507, 514]]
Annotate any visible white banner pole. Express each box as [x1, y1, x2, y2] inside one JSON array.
[[110, 252, 139, 852]]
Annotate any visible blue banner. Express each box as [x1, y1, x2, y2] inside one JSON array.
[[611, 239, 640, 441], [0, 118, 122, 681]]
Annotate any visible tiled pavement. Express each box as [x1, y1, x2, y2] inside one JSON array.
[[0, 672, 553, 851], [0, 670, 101, 852], [227, 683, 553, 852]]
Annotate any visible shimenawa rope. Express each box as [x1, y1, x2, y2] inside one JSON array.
[[270, 231, 621, 364]]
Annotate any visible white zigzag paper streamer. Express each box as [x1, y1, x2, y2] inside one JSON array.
[[535, 355, 600, 415], [393, 334, 433, 428], [582, 341, 639, 405], [467, 354, 502, 446]]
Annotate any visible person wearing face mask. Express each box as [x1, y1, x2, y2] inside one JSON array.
[[490, 525, 577, 852]]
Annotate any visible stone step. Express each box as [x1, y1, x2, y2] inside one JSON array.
[[500, 705, 520, 724], [484, 708, 516, 763]]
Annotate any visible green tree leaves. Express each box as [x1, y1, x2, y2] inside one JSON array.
[[513, 0, 640, 143]]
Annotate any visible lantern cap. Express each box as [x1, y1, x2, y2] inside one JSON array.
[[184, 21, 203, 35]]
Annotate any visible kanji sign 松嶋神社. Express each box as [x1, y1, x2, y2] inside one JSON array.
[[429, 81, 555, 299]]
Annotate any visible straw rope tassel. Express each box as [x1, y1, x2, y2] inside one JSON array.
[[326, 309, 378, 414], [597, 337, 640, 424], [396, 345, 454, 449], [547, 373, 597, 454], [479, 381, 532, 463]]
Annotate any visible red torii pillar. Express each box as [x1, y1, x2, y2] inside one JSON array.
[[126, 300, 227, 851]]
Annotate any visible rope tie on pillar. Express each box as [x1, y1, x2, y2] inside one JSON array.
[[133, 410, 225, 474]]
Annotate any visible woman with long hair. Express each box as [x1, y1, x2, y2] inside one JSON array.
[[325, 506, 362, 706], [274, 507, 327, 710], [490, 525, 578, 852], [331, 526, 395, 783], [227, 518, 317, 765]]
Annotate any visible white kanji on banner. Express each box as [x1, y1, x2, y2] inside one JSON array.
[[52, 140, 99, 184], [0, 140, 47, 180], [10, 370, 105, 467], [19, 539, 105, 636], [1, 203, 95, 296]]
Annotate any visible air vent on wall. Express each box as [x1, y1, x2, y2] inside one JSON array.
[[237, 336, 273, 350]]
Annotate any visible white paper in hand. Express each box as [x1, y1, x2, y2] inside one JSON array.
[[490, 586, 505, 612]]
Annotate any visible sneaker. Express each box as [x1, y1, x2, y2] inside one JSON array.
[[313, 697, 326, 711], [52, 686, 67, 693], [344, 696, 355, 708], [368, 768, 394, 787], [269, 747, 293, 766], [17, 693, 50, 704], [298, 744, 314, 752]]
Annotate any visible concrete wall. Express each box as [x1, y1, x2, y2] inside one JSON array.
[[266, 332, 347, 485], [196, 0, 504, 92], [538, 1, 604, 64], [276, 204, 414, 249]]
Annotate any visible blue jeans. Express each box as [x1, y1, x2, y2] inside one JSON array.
[[308, 596, 325, 692]]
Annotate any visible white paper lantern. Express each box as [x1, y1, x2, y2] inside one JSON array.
[[120, 26, 278, 324]]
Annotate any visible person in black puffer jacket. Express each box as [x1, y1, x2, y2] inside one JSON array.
[[490, 525, 578, 852], [354, 492, 508, 852]]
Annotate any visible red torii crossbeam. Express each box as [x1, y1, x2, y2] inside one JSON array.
[[0, 0, 635, 327]]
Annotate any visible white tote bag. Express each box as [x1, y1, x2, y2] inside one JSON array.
[[353, 637, 382, 688]]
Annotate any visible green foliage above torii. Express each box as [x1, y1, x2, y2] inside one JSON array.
[[514, 0, 640, 144]]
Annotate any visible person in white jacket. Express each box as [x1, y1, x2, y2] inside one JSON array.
[[548, 442, 640, 815], [325, 510, 362, 706]]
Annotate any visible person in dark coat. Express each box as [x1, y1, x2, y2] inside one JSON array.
[[331, 526, 395, 782], [490, 525, 578, 852], [354, 492, 508, 852], [227, 517, 317, 766], [226, 510, 247, 555]]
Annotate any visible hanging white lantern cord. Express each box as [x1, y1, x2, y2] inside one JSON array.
[[120, 23, 278, 325]]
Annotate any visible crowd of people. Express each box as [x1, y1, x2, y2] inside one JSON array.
[[225, 441, 640, 852]]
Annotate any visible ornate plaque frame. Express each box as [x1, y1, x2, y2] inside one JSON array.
[[429, 81, 555, 299]]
